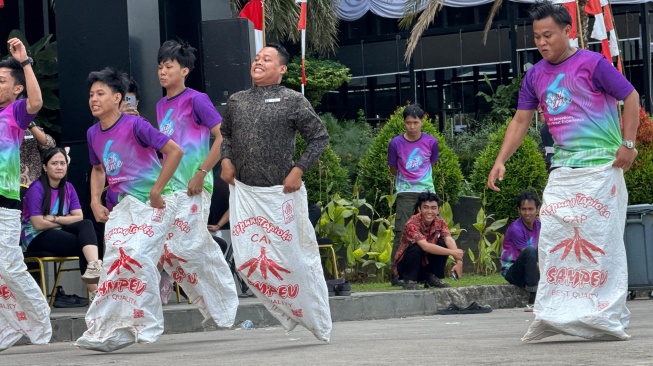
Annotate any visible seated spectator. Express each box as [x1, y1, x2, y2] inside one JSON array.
[[500, 191, 541, 312], [394, 191, 464, 289], [21, 147, 102, 295]]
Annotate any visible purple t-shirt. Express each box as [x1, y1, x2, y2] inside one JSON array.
[[156, 88, 221, 193], [0, 98, 37, 200], [21, 180, 81, 247], [518, 49, 634, 167], [500, 217, 541, 274], [388, 133, 439, 193], [87, 114, 171, 203]]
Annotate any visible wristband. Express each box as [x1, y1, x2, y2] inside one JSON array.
[[20, 57, 33, 67], [198, 168, 210, 174], [28, 122, 37, 129]]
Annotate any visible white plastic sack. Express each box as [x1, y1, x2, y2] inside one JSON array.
[[161, 190, 238, 328], [0, 208, 51, 351], [230, 180, 332, 342], [523, 162, 630, 341], [75, 195, 176, 352]]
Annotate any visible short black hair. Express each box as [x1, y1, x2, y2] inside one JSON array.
[[127, 75, 140, 100], [516, 191, 541, 208], [403, 104, 425, 120], [158, 39, 196, 73], [265, 43, 290, 66], [528, 0, 572, 28], [414, 191, 442, 213], [87, 67, 129, 99], [0, 57, 26, 98]]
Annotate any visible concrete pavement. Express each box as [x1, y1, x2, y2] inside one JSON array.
[[46, 284, 530, 342], [4, 299, 653, 365]]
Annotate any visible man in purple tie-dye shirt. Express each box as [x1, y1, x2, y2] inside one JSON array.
[[0, 38, 52, 350]]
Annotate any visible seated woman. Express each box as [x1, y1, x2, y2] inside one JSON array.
[[21, 147, 102, 295]]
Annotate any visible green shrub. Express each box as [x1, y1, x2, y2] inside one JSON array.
[[624, 107, 653, 204], [470, 123, 548, 222], [283, 55, 352, 108], [295, 135, 350, 205], [358, 106, 464, 216], [320, 113, 374, 182]]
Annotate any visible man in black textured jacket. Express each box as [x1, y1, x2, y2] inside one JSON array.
[[219, 43, 328, 190]]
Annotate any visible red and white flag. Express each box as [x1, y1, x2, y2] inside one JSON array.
[[586, 0, 620, 62], [297, 0, 307, 95], [555, 0, 579, 48], [239, 0, 264, 54]]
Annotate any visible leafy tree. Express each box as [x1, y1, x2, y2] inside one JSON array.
[[2, 30, 59, 131], [232, 0, 339, 54], [283, 55, 351, 107], [295, 134, 350, 205], [470, 123, 548, 222], [624, 107, 653, 204]]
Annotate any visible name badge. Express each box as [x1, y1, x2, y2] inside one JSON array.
[[265, 98, 281, 103]]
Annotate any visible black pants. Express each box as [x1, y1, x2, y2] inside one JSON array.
[[26, 219, 99, 275], [397, 238, 448, 282], [504, 246, 539, 291]]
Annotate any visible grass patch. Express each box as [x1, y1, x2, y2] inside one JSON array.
[[350, 274, 507, 292]]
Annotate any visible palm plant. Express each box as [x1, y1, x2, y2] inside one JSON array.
[[232, 0, 339, 54], [400, 0, 591, 63]]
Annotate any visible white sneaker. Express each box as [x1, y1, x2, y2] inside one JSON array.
[[82, 260, 102, 284], [159, 271, 174, 305]]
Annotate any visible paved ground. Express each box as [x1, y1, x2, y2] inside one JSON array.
[[3, 299, 652, 365]]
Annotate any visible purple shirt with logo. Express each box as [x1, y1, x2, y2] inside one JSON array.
[[518, 49, 634, 167], [156, 88, 221, 193], [21, 180, 81, 246], [87, 114, 171, 203], [0, 98, 37, 200], [500, 217, 541, 274], [388, 133, 439, 193]]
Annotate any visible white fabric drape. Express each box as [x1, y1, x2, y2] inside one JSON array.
[[335, 0, 653, 21]]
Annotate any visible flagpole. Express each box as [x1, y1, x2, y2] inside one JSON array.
[[261, 0, 266, 46], [575, 0, 585, 49]]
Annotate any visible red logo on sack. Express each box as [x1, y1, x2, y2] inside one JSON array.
[[549, 227, 605, 263], [598, 301, 610, 311], [108, 247, 143, 275], [187, 273, 198, 285], [238, 246, 292, 280], [611, 185, 617, 197], [151, 208, 164, 223], [134, 309, 144, 318], [190, 204, 199, 215], [159, 243, 188, 267], [97, 277, 146, 296], [546, 266, 608, 289], [16, 311, 27, 321], [282, 199, 295, 224], [291, 308, 303, 317], [172, 266, 186, 283], [248, 281, 299, 299], [0, 285, 15, 300]]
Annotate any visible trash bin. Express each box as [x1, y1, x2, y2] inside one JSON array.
[[624, 204, 653, 298]]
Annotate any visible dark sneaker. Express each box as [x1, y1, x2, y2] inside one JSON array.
[[335, 281, 351, 296], [402, 280, 419, 290], [53, 286, 88, 308], [425, 274, 450, 288]]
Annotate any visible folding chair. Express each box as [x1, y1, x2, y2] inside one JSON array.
[[24, 254, 81, 307]]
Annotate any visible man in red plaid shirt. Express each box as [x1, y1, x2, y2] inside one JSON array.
[[393, 192, 464, 289]]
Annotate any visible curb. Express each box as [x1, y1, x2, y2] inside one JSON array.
[[46, 284, 527, 343]]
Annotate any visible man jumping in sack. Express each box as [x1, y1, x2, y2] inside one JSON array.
[[220, 43, 332, 342], [488, 1, 638, 341]]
